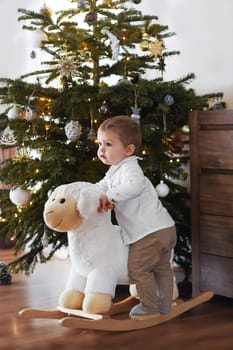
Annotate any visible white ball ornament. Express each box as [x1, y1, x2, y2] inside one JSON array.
[[9, 187, 31, 207], [7, 105, 21, 120], [65, 120, 82, 142], [155, 180, 170, 198]]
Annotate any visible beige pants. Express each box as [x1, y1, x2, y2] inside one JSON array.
[[128, 226, 177, 313]]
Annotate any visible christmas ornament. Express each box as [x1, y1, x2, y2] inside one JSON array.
[[149, 40, 163, 57], [156, 180, 170, 198], [98, 101, 110, 116], [65, 120, 82, 142], [140, 33, 150, 51], [140, 40, 149, 51], [130, 73, 140, 85], [164, 94, 174, 106], [41, 227, 49, 248], [181, 124, 190, 134], [118, 77, 131, 85], [40, 3, 53, 17], [212, 102, 224, 110], [169, 128, 185, 154], [13, 147, 31, 163], [9, 187, 31, 207], [131, 104, 141, 124], [57, 57, 77, 78], [98, 80, 108, 88], [77, 0, 86, 9], [7, 104, 20, 120], [101, 29, 120, 60], [0, 126, 17, 146], [87, 127, 96, 141], [30, 50, 36, 59], [121, 28, 128, 39], [169, 139, 184, 154], [24, 104, 38, 122], [102, 0, 110, 6], [0, 262, 12, 285], [84, 12, 97, 24]]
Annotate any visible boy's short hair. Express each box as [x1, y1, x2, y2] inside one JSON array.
[[98, 115, 142, 154]]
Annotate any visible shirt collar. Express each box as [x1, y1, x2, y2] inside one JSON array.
[[106, 155, 139, 176]]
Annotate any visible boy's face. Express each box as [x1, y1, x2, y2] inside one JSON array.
[[97, 129, 134, 165]]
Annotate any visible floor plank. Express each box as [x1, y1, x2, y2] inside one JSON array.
[[0, 249, 233, 350]]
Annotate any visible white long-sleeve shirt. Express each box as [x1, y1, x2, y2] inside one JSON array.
[[96, 156, 175, 245]]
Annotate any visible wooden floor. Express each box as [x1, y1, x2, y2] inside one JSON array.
[[0, 249, 232, 350]]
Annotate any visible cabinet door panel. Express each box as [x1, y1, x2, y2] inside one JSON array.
[[200, 254, 233, 298], [198, 130, 233, 169], [200, 173, 233, 216], [200, 214, 233, 258], [197, 110, 233, 125], [190, 110, 233, 298]]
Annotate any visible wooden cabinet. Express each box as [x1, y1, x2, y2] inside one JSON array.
[[189, 110, 233, 298]]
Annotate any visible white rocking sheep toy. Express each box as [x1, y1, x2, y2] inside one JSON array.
[[43, 181, 178, 315]]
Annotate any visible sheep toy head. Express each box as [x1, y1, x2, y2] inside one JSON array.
[[43, 182, 108, 232]]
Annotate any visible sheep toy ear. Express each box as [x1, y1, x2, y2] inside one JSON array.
[[77, 187, 100, 218]]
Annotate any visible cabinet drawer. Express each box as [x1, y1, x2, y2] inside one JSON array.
[[200, 214, 233, 258], [200, 254, 233, 298]]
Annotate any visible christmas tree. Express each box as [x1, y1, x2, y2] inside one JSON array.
[[0, 0, 223, 279]]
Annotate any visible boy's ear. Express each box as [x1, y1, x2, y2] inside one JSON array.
[[126, 144, 136, 156]]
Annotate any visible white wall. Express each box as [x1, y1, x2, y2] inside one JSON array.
[[0, 0, 232, 107], [139, 0, 233, 108]]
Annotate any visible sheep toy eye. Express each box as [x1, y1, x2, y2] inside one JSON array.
[[59, 198, 66, 204]]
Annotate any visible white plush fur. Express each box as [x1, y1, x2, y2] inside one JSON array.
[[44, 182, 128, 299], [43, 181, 178, 313]]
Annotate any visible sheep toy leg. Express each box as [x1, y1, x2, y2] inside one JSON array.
[[59, 290, 84, 309], [83, 268, 117, 314], [83, 293, 112, 314], [59, 267, 86, 309]]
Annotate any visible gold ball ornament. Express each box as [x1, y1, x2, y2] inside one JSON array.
[[142, 32, 150, 40], [181, 124, 190, 134], [140, 40, 149, 51], [140, 33, 150, 51]]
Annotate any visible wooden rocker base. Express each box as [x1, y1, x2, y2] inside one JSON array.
[[19, 291, 214, 332]]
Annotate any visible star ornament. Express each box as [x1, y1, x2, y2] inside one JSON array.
[[57, 57, 78, 78], [149, 40, 163, 58]]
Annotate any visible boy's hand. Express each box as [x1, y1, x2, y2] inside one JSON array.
[[98, 195, 115, 212]]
